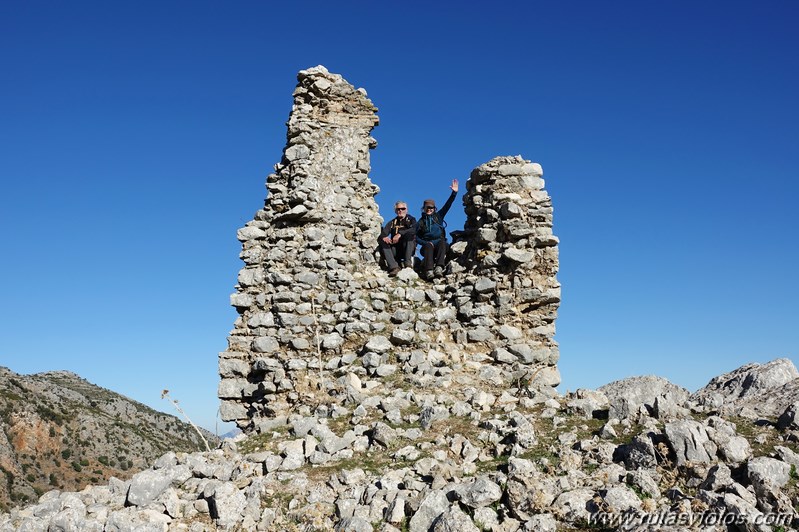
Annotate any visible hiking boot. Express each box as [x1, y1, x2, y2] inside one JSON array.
[[388, 267, 401, 276], [433, 266, 444, 278], [421, 269, 434, 280]]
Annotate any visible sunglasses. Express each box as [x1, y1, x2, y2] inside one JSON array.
[[396, 207, 407, 211], [425, 206, 435, 210]]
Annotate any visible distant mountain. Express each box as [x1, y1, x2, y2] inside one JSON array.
[[220, 427, 242, 439], [0, 366, 219, 511]]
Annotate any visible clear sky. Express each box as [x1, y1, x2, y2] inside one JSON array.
[[1, 2, 797, 433]]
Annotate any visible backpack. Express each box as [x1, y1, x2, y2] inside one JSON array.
[[418, 213, 447, 242]]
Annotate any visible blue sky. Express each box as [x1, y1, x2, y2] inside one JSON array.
[[1, 2, 797, 432]]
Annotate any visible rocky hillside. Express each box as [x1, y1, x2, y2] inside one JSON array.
[[3, 358, 799, 530], [0, 366, 218, 512]]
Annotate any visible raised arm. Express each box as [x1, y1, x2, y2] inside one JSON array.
[[438, 179, 459, 219]]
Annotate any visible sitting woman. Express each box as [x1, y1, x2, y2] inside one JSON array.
[[416, 179, 458, 280]]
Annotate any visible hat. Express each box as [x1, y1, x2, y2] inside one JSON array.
[[423, 199, 436, 209]]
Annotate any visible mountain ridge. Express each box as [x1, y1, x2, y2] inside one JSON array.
[[0, 365, 219, 511]]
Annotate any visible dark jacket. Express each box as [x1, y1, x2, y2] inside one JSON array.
[[416, 191, 456, 245], [380, 214, 417, 239]]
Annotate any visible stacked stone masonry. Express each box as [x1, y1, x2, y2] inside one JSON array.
[[219, 66, 561, 431]]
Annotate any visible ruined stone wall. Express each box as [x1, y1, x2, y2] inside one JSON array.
[[219, 66, 561, 431], [452, 156, 561, 378]]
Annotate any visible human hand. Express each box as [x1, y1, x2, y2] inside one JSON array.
[[450, 179, 459, 193], [392, 234, 401, 244], [382, 236, 392, 244]]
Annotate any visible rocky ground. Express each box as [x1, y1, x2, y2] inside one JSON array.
[[0, 367, 218, 513], [4, 358, 799, 531]]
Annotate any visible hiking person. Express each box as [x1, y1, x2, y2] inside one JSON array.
[[379, 200, 417, 276], [416, 179, 458, 280]]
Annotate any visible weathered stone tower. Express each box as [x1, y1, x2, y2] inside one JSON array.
[[219, 66, 560, 431]]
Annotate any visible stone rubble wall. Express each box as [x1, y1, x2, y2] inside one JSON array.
[[451, 156, 561, 386], [219, 66, 561, 431]]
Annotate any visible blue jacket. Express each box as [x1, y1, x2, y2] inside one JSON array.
[[416, 190, 456, 246]]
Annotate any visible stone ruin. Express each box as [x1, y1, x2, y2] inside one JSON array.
[[9, 66, 799, 532], [219, 66, 561, 431]]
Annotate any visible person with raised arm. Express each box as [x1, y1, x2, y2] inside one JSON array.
[[416, 179, 458, 280]]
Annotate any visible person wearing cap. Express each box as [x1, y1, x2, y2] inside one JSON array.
[[379, 200, 417, 276], [416, 179, 458, 280]]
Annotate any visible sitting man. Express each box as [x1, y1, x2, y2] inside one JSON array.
[[416, 179, 458, 280], [379, 200, 416, 276]]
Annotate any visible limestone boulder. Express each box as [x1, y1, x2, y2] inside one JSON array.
[[566, 389, 609, 419], [408, 490, 450, 532], [598, 375, 689, 420], [431, 506, 479, 532], [747, 457, 792, 490], [126, 469, 174, 507], [663, 420, 717, 466], [551, 488, 596, 523], [457, 477, 502, 509]]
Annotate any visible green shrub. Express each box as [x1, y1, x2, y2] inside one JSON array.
[[1, 466, 14, 489], [35, 404, 65, 425], [11, 492, 29, 503]]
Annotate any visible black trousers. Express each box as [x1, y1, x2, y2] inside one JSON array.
[[419, 239, 447, 271]]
